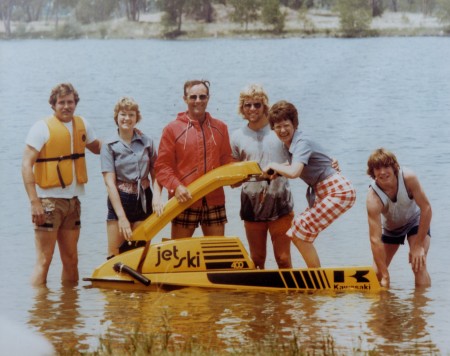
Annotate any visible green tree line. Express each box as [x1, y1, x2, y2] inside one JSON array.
[[1, 0, 450, 38]]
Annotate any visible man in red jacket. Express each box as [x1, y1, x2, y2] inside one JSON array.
[[155, 80, 234, 238]]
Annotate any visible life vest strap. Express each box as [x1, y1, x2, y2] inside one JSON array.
[[36, 153, 85, 163], [36, 153, 85, 189]]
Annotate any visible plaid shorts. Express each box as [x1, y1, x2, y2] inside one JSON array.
[[172, 201, 227, 228], [288, 173, 356, 242]]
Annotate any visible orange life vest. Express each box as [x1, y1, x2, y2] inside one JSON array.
[[34, 116, 88, 188]]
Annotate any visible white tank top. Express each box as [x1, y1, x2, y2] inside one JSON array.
[[370, 168, 420, 237]]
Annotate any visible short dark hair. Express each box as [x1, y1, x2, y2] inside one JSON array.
[[183, 80, 210, 96], [268, 100, 299, 130]]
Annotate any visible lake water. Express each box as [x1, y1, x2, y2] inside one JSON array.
[[0, 37, 449, 354]]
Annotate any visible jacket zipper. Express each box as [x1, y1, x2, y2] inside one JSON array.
[[201, 122, 207, 174]]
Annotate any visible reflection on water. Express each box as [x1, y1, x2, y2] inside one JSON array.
[[28, 286, 88, 353], [97, 288, 329, 351], [25, 283, 440, 353], [367, 289, 438, 354]]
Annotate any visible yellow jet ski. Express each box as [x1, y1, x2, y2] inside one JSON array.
[[84, 161, 381, 292]]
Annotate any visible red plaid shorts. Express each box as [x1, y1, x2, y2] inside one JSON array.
[[172, 203, 227, 228], [288, 173, 356, 242]]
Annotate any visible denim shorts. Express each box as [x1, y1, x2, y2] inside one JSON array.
[[107, 188, 153, 223]]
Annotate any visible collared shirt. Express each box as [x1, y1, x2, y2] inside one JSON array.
[[101, 130, 157, 183], [101, 130, 157, 213]]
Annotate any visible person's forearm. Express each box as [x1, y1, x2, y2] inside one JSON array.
[[155, 163, 180, 194], [106, 184, 127, 218], [152, 179, 162, 199], [370, 239, 389, 277], [22, 165, 39, 203], [417, 205, 432, 245], [268, 162, 299, 179], [151, 179, 164, 216], [87, 139, 101, 154]]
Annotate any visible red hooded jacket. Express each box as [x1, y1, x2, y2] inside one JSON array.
[[155, 111, 234, 208]]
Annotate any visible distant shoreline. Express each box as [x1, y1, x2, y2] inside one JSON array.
[[0, 10, 447, 40]]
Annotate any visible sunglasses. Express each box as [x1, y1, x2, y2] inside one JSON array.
[[243, 102, 262, 109], [187, 94, 208, 101]]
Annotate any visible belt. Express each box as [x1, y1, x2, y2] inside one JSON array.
[[117, 178, 151, 213]]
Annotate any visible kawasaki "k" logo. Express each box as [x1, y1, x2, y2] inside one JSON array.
[[334, 270, 370, 283]]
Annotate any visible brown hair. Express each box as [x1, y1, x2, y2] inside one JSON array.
[[113, 97, 142, 125], [268, 100, 299, 130], [366, 148, 400, 179], [238, 84, 269, 118], [48, 83, 80, 107], [183, 80, 210, 96]]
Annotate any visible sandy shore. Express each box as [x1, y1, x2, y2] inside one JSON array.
[[0, 8, 446, 39]]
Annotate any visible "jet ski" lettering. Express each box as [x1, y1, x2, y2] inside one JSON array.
[[155, 246, 201, 268]]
